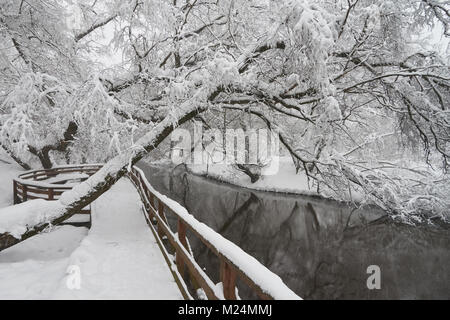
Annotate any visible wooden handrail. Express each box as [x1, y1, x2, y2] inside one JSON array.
[[13, 164, 103, 215], [17, 164, 102, 181], [128, 166, 301, 300]]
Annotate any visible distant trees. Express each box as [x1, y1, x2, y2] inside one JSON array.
[[0, 0, 449, 223]]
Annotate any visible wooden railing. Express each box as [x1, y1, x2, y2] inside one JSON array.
[[128, 166, 301, 300], [13, 164, 103, 214]]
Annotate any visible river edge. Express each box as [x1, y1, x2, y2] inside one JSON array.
[[141, 160, 388, 220]]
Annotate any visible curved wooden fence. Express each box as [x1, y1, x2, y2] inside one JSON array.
[[13, 164, 103, 214], [128, 166, 300, 300]]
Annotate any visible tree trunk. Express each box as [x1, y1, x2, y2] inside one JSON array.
[[39, 148, 53, 169], [27, 121, 78, 169], [27, 146, 53, 169]]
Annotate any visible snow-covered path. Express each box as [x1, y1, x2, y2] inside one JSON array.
[[0, 225, 87, 299], [0, 177, 183, 299], [52, 178, 183, 299]]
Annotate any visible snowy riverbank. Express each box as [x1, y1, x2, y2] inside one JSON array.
[[186, 157, 321, 196], [145, 156, 364, 204]]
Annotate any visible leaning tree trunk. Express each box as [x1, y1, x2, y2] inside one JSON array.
[[0, 104, 206, 252], [0, 40, 281, 251]]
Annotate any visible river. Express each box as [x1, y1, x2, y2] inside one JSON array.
[[138, 162, 450, 300]]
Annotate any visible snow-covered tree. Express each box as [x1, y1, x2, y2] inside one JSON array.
[[1, 0, 450, 250], [0, 0, 123, 168], [102, 0, 450, 223]]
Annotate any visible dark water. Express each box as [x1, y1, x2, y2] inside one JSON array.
[[138, 162, 450, 300]]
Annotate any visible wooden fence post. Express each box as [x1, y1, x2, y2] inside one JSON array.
[[157, 200, 165, 238], [220, 259, 237, 300], [140, 180, 152, 221], [13, 180, 18, 204], [176, 219, 188, 276], [22, 185, 27, 202], [48, 188, 54, 200], [148, 193, 155, 222], [149, 193, 154, 210], [176, 217, 202, 293]]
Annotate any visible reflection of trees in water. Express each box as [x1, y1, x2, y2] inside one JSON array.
[[141, 163, 450, 300]]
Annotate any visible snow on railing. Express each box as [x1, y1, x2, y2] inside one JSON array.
[[13, 164, 103, 210], [128, 166, 301, 300]]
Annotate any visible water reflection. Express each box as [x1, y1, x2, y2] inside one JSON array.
[[138, 162, 450, 300]]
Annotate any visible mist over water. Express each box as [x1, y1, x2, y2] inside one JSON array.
[[139, 162, 450, 300]]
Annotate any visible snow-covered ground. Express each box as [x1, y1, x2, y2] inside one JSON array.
[[52, 179, 182, 299], [0, 225, 88, 299]]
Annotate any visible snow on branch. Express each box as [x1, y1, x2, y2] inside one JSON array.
[[74, 14, 118, 42]]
